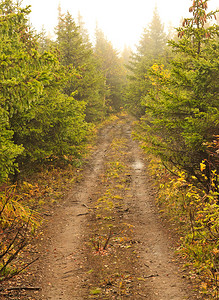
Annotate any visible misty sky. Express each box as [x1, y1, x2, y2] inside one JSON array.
[[23, 0, 218, 50]]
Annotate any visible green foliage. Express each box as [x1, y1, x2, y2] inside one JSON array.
[[55, 10, 104, 122], [171, 0, 218, 55], [0, 1, 96, 282], [147, 155, 219, 298], [125, 6, 167, 117], [138, 0, 219, 189], [15, 92, 90, 163], [38, 27, 54, 54], [133, 1, 219, 296], [56, 11, 87, 68], [90, 288, 101, 295], [0, 0, 31, 181], [94, 27, 126, 114], [0, 0, 91, 182], [0, 106, 23, 181]]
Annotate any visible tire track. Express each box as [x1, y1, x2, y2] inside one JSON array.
[[37, 121, 118, 299]]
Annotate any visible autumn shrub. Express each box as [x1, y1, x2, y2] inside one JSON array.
[[145, 153, 219, 298], [0, 186, 40, 282]]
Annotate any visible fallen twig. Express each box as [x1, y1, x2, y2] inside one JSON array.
[[77, 212, 89, 216], [0, 286, 41, 292], [82, 203, 95, 209], [0, 257, 39, 282], [144, 274, 159, 279], [103, 229, 112, 250]]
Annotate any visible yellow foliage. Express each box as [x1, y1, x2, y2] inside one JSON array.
[[200, 160, 206, 172], [0, 186, 40, 228]]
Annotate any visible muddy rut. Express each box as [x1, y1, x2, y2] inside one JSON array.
[[29, 116, 197, 299]]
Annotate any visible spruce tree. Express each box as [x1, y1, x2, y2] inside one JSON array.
[[55, 10, 104, 121], [77, 12, 90, 45], [94, 26, 125, 113], [125, 6, 167, 117], [140, 0, 219, 190], [149, 6, 167, 57], [0, 0, 90, 181]]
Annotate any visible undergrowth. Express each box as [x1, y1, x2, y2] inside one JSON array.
[[136, 136, 219, 299], [0, 185, 40, 282], [0, 113, 122, 284], [0, 125, 96, 284]]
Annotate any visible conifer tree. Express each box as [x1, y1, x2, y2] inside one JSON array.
[[38, 26, 53, 53], [121, 46, 132, 86], [0, 0, 90, 181], [121, 45, 132, 67], [77, 12, 90, 45], [125, 6, 167, 117], [55, 9, 104, 121], [94, 26, 125, 113], [140, 0, 219, 190], [149, 6, 167, 57]]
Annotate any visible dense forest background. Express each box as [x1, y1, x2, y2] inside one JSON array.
[[0, 0, 219, 297]]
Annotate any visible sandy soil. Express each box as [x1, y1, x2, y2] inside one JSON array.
[[1, 116, 200, 299]]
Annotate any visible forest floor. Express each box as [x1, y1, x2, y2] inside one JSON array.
[[1, 115, 201, 299]]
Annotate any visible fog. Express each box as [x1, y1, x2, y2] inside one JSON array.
[[23, 0, 218, 50]]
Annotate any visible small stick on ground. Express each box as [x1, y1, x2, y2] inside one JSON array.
[[103, 229, 112, 250], [144, 274, 159, 279], [0, 287, 41, 292]]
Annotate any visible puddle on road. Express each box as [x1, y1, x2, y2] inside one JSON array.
[[132, 159, 144, 171]]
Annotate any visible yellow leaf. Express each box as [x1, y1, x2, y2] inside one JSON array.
[[212, 248, 219, 256], [201, 282, 207, 290], [200, 161, 206, 172]]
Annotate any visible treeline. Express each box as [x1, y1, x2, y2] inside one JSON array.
[[0, 0, 126, 184], [125, 1, 219, 296], [126, 3, 219, 190]]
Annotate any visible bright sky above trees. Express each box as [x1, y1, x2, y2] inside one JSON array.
[[23, 0, 218, 50]]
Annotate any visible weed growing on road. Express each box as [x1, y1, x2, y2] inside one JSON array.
[[86, 136, 141, 298]]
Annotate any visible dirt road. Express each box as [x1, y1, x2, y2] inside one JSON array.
[[7, 116, 198, 299]]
